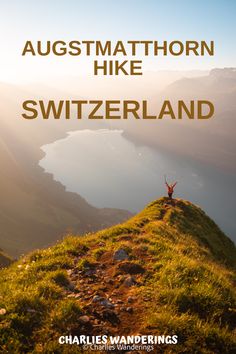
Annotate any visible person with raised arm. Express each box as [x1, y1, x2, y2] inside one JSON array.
[[165, 176, 177, 200]]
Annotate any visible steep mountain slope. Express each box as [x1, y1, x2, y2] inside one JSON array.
[[0, 249, 12, 268], [0, 134, 131, 257], [0, 198, 235, 353], [0, 83, 131, 257]]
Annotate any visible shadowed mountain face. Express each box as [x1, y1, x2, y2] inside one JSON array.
[[0, 83, 131, 257], [0, 249, 12, 268], [0, 198, 235, 353], [122, 68, 236, 172]]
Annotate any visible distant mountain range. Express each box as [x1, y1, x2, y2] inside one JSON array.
[[123, 68, 236, 171], [0, 68, 235, 256]]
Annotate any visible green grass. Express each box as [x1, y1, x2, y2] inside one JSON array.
[[0, 197, 235, 353]]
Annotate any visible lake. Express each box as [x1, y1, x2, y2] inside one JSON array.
[[39, 129, 236, 243]]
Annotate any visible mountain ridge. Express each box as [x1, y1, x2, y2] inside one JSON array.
[[0, 197, 235, 353]]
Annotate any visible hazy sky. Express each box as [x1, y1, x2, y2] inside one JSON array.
[[0, 0, 235, 82]]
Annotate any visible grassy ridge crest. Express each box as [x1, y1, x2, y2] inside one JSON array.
[[0, 198, 235, 353]]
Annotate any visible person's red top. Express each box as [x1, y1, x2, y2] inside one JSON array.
[[166, 182, 177, 193]]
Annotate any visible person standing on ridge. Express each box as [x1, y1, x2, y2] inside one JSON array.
[[165, 176, 177, 200]]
